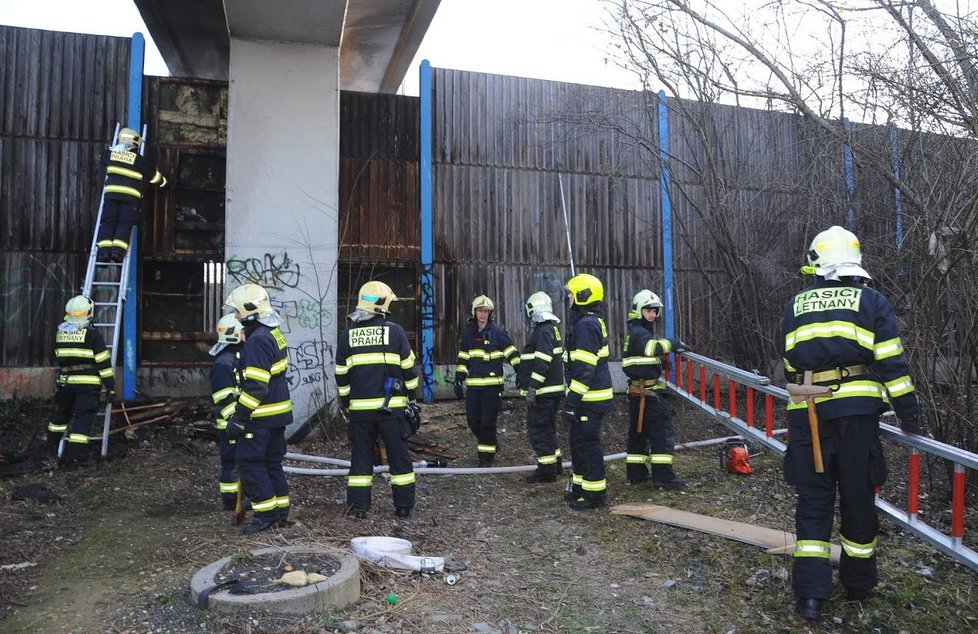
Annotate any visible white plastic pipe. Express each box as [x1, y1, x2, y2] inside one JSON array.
[[283, 430, 787, 477]]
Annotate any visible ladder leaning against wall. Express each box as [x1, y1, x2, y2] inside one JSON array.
[[79, 122, 148, 458]]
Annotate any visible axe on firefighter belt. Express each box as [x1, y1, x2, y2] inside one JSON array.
[[785, 370, 833, 473], [628, 379, 648, 434]]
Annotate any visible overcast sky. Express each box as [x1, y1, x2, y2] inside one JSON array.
[[0, 0, 641, 93]]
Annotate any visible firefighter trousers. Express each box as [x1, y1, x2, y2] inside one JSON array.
[[465, 386, 502, 460], [526, 395, 561, 474], [626, 394, 677, 482], [567, 405, 607, 501], [218, 430, 240, 511], [236, 426, 290, 523], [784, 413, 886, 600], [96, 198, 138, 257], [48, 386, 99, 463], [347, 413, 416, 512]]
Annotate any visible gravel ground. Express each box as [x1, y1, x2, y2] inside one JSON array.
[[1, 396, 976, 633]]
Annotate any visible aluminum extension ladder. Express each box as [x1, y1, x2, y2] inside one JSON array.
[[79, 122, 148, 458]]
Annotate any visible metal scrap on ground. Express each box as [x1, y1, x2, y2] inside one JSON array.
[[611, 503, 842, 564]]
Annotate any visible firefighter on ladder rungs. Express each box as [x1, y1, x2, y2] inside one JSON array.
[[96, 127, 168, 263], [46, 295, 115, 468], [780, 225, 924, 621]]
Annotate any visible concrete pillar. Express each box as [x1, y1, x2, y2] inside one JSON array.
[[225, 38, 339, 438]]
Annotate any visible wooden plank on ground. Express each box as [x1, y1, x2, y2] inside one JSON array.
[[611, 503, 841, 564]]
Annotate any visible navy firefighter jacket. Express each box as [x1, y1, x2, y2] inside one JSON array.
[[564, 306, 613, 413], [54, 323, 115, 391], [210, 346, 242, 431], [100, 147, 166, 202], [455, 319, 520, 388], [517, 320, 564, 397], [234, 322, 293, 430], [622, 316, 673, 392], [335, 314, 420, 421], [780, 278, 919, 423]]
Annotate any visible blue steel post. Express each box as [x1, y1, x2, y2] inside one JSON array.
[[657, 91, 675, 340], [419, 60, 436, 402], [123, 33, 144, 400], [843, 118, 856, 230]]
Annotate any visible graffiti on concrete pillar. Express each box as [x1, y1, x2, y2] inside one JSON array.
[[226, 252, 301, 290]]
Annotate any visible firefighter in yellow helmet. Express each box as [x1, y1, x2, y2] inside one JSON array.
[[622, 289, 689, 488], [224, 283, 293, 534], [46, 295, 115, 466], [454, 294, 520, 466], [562, 273, 613, 509], [781, 226, 921, 620], [335, 281, 421, 519], [95, 126, 167, 263], [209, 314, 246, 518]]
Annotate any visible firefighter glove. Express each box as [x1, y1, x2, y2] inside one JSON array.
[[526, 388, 537, 408], [900, 412, 924, 436], [406, 401, 422, 434], [453, 378, 465, 399], [668, 338, 692, 354], [226, 416, 247, 441]]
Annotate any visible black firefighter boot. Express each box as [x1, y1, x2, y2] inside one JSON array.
[[242, 511, 282, 535], [477, 453, 494, 468], [652, 467, 686, 490], [567, 493, 607, 511], [525, 462, 558, 483], [795, 598, 822, 620]]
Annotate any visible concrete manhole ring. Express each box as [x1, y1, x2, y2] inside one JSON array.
[[191, 544, 360, 614]]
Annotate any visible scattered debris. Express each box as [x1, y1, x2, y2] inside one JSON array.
[[274, 570, 328, 586]]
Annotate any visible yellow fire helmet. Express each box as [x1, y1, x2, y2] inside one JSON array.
[[565, 273, 604, 306], [805, 225, 871, 279], [630, 289, 663, 319], [118, 127, 142, 148], [357, 280, 396, 314], [224, 283, 271, 320], [216, 314, 244, 344], [64, 295, 94, 325], [471, 294, 495, 317]]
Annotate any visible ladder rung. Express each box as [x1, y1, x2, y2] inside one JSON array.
[[92, 281, 121, 287], [98, 262, 124, 267], [93, 322, 116, 327], [94, 302, 118, 307]]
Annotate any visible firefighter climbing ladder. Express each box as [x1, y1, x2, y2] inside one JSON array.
[[79, 123, 148, 458]]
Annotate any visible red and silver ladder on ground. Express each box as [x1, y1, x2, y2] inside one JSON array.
[[80, 123, 148, 458], [666, 350, 978, 573]]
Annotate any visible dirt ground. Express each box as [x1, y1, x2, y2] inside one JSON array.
[[1, 395, 976, 634]]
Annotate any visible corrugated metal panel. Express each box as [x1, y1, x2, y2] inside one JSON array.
[[0, 27, 130, 366], [1, 27, 129, 139], [337, 92, 421, 340], [339, 92, 420, 263]]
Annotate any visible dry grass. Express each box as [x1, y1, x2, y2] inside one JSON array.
[[0, 396, 975, 633]]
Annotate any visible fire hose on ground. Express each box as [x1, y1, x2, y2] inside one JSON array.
[[283, 429, 786, 477]]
